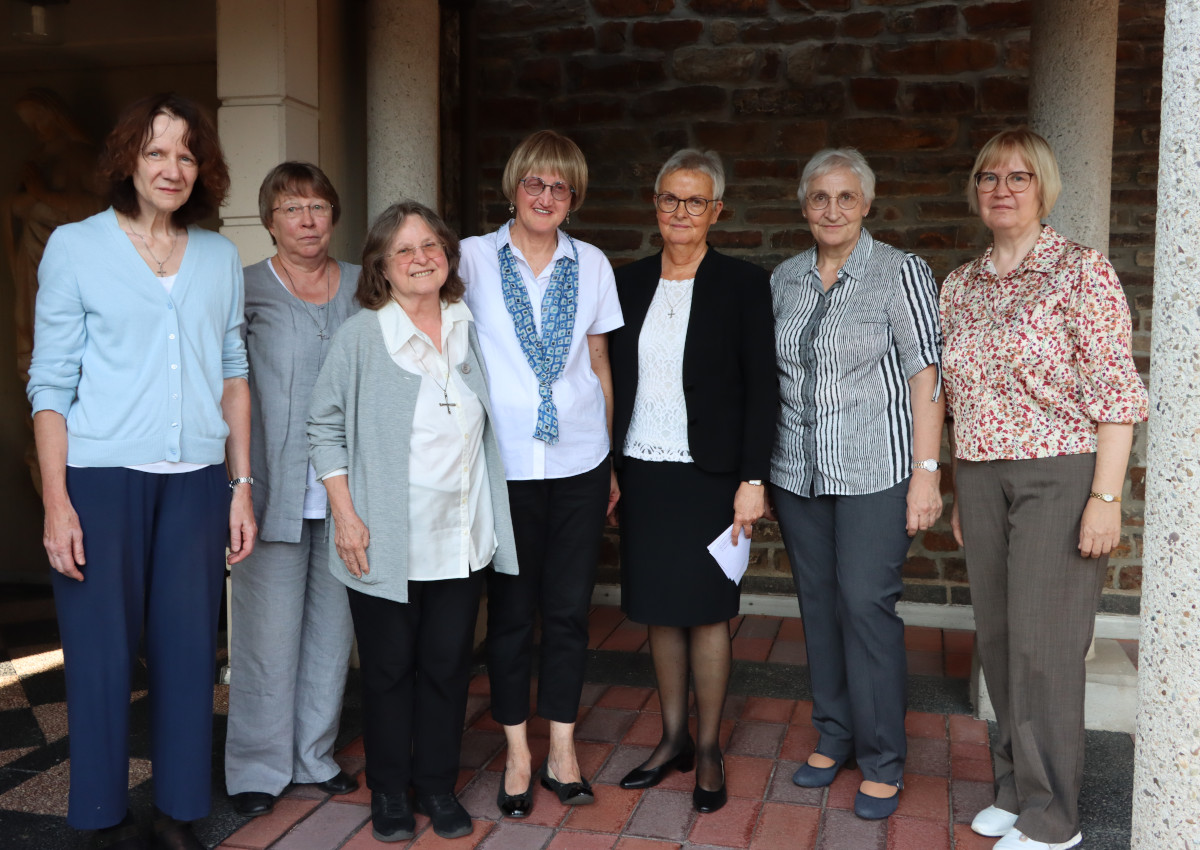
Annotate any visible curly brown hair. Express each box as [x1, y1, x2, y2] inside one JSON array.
[[358, 201, 464, 311], [98, 93, 230, 226]]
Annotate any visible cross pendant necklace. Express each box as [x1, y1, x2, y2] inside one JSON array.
[[407, 339, 456, 414], [277, 257, 332, 340]]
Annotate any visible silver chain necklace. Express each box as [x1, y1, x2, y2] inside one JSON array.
[[277, 258, 332, 340], [125, 220, 179, 277], [406, 337, 457, 415]]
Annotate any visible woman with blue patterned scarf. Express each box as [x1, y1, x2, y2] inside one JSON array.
[[461, 130, 623, 818]]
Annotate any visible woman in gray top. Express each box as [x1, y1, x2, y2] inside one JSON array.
[[225, 162, 360, 817]]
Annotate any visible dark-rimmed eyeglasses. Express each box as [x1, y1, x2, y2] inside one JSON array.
[[654, 193, 717, 216], [520, 176, 574, 202], [974, 171, 1036, 193], [388, 241, 445, 265], [805, 191, 862, 211], [273, 202, 334, 220]]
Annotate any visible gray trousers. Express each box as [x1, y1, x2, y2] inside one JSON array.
[[772, 480, 911, 785], [225, 519, 354, 795], [956, 453, 1106, 843]]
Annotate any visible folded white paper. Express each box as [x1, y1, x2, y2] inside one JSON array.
[[707, 524, 751, 585]]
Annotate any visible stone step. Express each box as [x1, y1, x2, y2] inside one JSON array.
[[970, 638, 1138, 733]]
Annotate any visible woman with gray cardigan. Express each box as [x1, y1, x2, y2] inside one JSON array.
[[308, 201, 518, 843], [225, 162, 360, 818]]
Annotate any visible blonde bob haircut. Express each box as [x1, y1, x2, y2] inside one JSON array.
[[501, 130, 589, 211], [967, 128, 1062, 218]]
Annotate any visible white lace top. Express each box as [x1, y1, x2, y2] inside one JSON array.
[[622, 278, 695, 463]]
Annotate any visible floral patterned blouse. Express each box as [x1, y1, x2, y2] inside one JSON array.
[[940, 226, 1148, 462]]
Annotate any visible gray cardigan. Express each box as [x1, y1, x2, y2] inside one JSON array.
[[244, 258, 360, 542], [307, 306, 518, 602]]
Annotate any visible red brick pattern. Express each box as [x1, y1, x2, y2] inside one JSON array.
[[450, 0, 1162, 607], [212, 615, 997, 847]]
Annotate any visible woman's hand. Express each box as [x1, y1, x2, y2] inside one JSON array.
[[732, 482, 766, 545], [43, 493, 85, 581], [333, 507, 371, 577], [950, 497, 963, 547], [607, 466, 621, 525], [227, 485, 257, 565], [906, 469, 943, 537], [1079, 499, 1121, 558]]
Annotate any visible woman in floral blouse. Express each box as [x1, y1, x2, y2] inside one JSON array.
[[941, 128, 1147, 850]]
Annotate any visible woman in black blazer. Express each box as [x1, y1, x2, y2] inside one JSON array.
[[609, 149, 776, 814]]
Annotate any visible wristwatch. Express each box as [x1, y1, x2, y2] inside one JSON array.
[[912, 459, 940, 473], [1089, 491, 1120, 503], [229, 476, 254, 490], [747, 479, 764, 486]]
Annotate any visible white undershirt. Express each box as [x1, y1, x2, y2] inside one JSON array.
[[623, 278, 695, 463]]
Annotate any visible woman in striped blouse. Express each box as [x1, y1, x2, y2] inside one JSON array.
[[770, 148, 944, 821]]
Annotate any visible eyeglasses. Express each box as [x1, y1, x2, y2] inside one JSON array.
[[974, 171, 1036, 193], [654, 193, 717, 216], [520, 176, 574, 202], [805, 191, 862, 211], [273, 202, 334, 220], [388, 241, 445, 265]]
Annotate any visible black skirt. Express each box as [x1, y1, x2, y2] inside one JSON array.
[[617, 457, 742, 627]]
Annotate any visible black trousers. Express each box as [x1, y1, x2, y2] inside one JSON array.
[[346, 570, 483, 796], [486, 460, 609, 725]]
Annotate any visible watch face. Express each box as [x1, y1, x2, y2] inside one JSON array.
[[915, 460, 938, 472]]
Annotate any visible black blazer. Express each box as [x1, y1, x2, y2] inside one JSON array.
[[610, 247, 778, 480]]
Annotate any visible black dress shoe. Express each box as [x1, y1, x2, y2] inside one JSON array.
[[540, 763, 595, 805], [370, 790, 415, 842], [230, 791, 276, 817], [692, 759, 727, 814], [415, 792, 473, 839], [88, 811, 147, 850], [315, 770, 358, 795], [620, 738, 696, 789], [496, 768, 534, 818], [150, 815, 204, 850]]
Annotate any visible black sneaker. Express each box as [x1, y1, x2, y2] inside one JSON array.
[[370, 790, 415, 842], [416, 792, 473, 839]]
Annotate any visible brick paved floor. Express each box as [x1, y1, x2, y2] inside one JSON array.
[[0, 586, 1133, 849]]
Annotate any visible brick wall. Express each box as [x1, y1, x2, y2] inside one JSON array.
[[456, 0, 1164, 612]]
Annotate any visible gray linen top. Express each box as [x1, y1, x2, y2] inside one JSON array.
[[244, 258, 360, 542], [307, 307, 519, 603]]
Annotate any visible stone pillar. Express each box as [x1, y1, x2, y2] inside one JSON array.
[[1028, 0, 1119, 253], [215, 0, 319, 263], [366, 0, 440, 219], [1132, 2, 1200, 845]]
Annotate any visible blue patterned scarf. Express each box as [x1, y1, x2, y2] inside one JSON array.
[[498, 232, 579, 444]]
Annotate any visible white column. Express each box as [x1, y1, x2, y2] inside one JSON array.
[[216, 0, 319, 263], [1132, 2, 1200, 846], [1028, 0, 1119, 253], [366, 0, 440, 219]]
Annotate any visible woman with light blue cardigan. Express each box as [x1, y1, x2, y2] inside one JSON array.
[[307, 201, 517, 843], [27, 93, 253, 850]]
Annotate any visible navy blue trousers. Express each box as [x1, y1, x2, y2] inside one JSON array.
[[52, 465, 229, 829]]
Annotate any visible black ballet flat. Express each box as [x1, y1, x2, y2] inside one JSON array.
[[496, 768, 534, 818], [539, 763, 595, 806], [620, 738, 696, 789]]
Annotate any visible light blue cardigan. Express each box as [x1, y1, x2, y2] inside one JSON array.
[[27, 208, 248, 467]]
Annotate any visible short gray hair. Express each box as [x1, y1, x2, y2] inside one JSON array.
[[797, 148, 876, 205], [655, 149, 726, 201]]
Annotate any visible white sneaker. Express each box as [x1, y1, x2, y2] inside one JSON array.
[[971, 805, 1019, 837], [994, 828, 1083, 850]]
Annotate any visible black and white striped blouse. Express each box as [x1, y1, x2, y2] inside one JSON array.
[[770, 228, 942, 497]]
